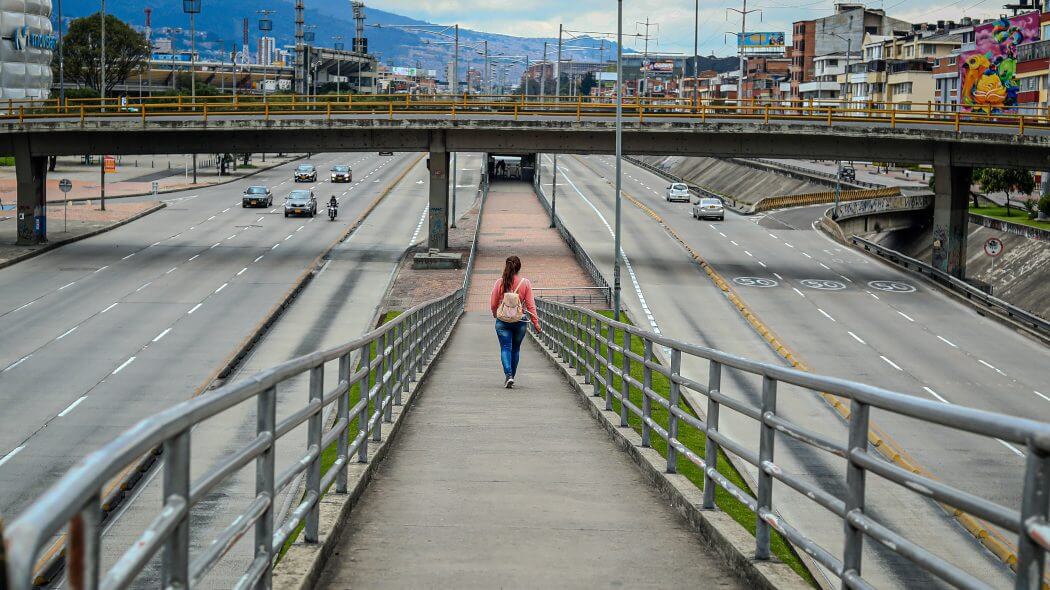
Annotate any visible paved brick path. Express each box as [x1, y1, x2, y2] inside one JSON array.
[[466, 180, 598, 312]]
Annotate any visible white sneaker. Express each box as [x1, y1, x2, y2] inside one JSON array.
[[506, 376, 515, 389]]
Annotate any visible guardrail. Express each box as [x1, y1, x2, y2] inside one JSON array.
[[534, 176, 613, 308], [969, 212, 1050, 243], [2, 289, 466, 590], [832, 194, 933, 221], [741, 158, 883, 190], [533, 287, 611, 307], [754, 186, 903, 213], [851, 235, 1050, 336], [534, 298, 1050, 590], [3, 93, 1050, 135]]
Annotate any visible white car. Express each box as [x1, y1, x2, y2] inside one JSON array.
[[692, 198, 725, 221], [665, 182, 691, 202]]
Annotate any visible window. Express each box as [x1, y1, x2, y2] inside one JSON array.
[[923, 44, 938, 55], [948, 56, 957, 66], [1021, 76, 1042, 92], [904, 46, 914, 58], [891, 81, 913, 95]]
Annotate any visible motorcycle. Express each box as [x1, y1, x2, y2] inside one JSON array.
[[327, 203, 338, 221]]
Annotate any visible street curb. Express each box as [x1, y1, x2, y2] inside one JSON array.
[[47, 154, 307, 205], [0, 202, 167, 271], [529, 331, 809, 590], [24, 153, 425, 587], [616, 186, 1023, 579], [272, 311, 465, 590]]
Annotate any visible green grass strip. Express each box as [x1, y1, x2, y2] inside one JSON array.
[[592, 310, 817, 586], [970, 204, 1050, 231], [276, 311, 401, 561]]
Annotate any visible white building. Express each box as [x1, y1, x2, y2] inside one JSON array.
[[258, 36, 276, 66], [1, 0, 55, 98], [799, 53, 855, 103]]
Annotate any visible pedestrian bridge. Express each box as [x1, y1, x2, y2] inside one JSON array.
[[4, 285, 1050, 590]]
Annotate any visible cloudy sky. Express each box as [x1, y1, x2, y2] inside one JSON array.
[[371, 0, 1015, 56]]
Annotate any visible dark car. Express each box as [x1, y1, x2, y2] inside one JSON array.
[[378, 151, 394, 156], [294, 164, 317, 183], [242, 185, 273, 208], [330, 165, 353, 183], [284, 189, 317, 217]]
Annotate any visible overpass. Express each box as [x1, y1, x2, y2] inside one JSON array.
[[2, 96, 1050, 279]]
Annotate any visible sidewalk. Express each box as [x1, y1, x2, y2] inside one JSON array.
[[0, 153, 303, 204], [314, 314, 748, 589], [466, 179, 601, 311]]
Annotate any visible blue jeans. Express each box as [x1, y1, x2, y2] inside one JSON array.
[[495, 319, 528, 378]]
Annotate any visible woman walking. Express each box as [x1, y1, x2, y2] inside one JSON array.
[[490, 256, 541, 388]]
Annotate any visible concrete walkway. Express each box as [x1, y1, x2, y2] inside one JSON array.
[[315, 314, 746, 589]]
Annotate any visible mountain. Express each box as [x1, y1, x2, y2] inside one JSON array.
[[58, 0, 735, 79]]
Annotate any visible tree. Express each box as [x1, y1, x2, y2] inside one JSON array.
[[973, 168, 1035, 216], [59, 13, 150, 95], [579, 72, 597, 97]]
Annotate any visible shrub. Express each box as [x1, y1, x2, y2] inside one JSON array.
[[1039, 194, 1050, 217]]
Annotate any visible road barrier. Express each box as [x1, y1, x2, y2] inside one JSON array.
[[2, 289, 466, 589], [851, 236, 1050, 338], [5, 93, 1050, 135], [534, 297, 1050, 590], [752, 186, 902, 213], [969, 213, 1050, 243]]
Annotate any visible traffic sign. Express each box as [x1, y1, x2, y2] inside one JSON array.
[[984, 237, 1005, 258], [58, 179, 72, 193], [104, 155, 117, 173]]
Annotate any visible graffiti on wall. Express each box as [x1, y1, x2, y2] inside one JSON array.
[[959, 12, 1040, 113]]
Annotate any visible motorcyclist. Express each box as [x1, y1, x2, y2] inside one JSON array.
[[327, 196, 338, 219]]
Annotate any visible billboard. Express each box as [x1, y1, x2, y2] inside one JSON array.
[[391, 66, 438, 78], [643, 61, 675, 72], [960, 12, 1040, 113], [738, 32, 785, 48]]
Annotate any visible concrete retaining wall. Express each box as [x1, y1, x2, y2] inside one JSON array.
[[634, 155, 830, 204]]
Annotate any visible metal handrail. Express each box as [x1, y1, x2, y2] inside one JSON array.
[[2, 94, 1049, 135], [850, 235, 1050, 336], [533, 298, 1050, 589], [533, 181, 613, 307], [2, 288, 466, 589]]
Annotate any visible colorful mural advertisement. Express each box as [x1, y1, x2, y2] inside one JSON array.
[[959, 12, 1040, 113]]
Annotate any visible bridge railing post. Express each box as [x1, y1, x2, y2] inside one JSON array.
[[1016, 448, 1050, 589], [702, 360, 722, 509], [254, 385, 276, 581], [641, 339, 653, 447], [161, 429, 191, 586], [755, 375, 778, 560], [357, 345, 370, 462], [666, 349, 681, 474], [620, 330, 631, 427], [305, 365, 324, 543], [383, 332, 393, 423], [336, 353, 351, 494], [67, 494, 102, 590], [842, 398, 870, 578], [604, 322, 614, 411]]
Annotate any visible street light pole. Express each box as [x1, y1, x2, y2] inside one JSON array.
[[693, 0, 700, 110], [100, 0, 106, 211], [614, 0, 623, 320], [183, 0, 201, 184], [58, 0, 64, 106], [552, 24, 562, 229], [453, 24, 459, 96]]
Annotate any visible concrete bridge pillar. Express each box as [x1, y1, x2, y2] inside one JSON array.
[[14, 139, 48, 245], [931, 146, 971, 279], [427, 137, 450, 251]]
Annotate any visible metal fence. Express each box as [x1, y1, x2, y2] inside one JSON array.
[[851, 236, 1049, 337], [2, 289, 465, 590], [534, 298, 1050, 590]]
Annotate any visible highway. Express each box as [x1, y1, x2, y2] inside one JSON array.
[[0, 150, 427, 528], [538, 153, 1044, 588]]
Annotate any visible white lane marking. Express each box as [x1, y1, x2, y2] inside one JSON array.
[[188, 255, 199, 262], [122, 253, 136, 260], [101, 302, 118, 314], [135, 282, 151, 292], [719, 232, 727, 237], [730, 240, 739, 246], [0, 446, 25, 468], [296, 225, 305, 232], [270, 209, 277, 214], [996, 439, 1026, 457], [840, 274, 853, 283], [409, 204, 428, 245], [869, 293, 880, 300], [272, 243, 280, 250], [215, 283, 228, 294], [208, 215, 216, 221], [817, 309, 836, 322], [187, 303, 203, 314], [3, 355, 31, 372], [284, 234, 293, 241], [978, 359, 1007, 375], [773, 273, 784, 280], [802, 252, 812, 258], [820, 263, 831, 270], [151, 241, 161, 247], [189, 226, 196, 230], [58, 282, 76, 291], [897, 311, 914, 322], [847, 331, 865, 344], [257, 217, 265, 222], [210, 242, 221, 249], [226, 234, 237, 240], [937, 335, 958, 348], [112, 356, 136, 374], [793, 288, 805, 298], [784, 243, 795, 249], [744, 250, 753, 257], [880, 356, 903, 371], [757, 261, 767, 268], [166, 267, 177, 274], [152, 328, 172, 342], [923, 386, 951, 404], [1035, 391, 1050, 402], [237, 267, 247, 276], [254, 255, 264, 263], [767, 233, 777, 239], [56, 326, 78, 340], [95, 266, 109, 273], [58, 396, 88, 417], [222, 208, 231, 213], [708, 224, 717, 229], [13, 301, 33, 312]]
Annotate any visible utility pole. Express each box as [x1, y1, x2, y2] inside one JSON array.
[[100, 0, 106, 211], [453, 24, 459, 95], [693, 0, 700, 109], [552, 23, 562, 227], [58, 0, 64, 106], [614, 0, 623, 320], [641, 18, 650, 99], [728, 0, 761, 103], [295, 0, 305, 94], [333, 35, 343, 94], [183, 0, 201, 184]]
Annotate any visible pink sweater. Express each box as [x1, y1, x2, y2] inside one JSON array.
[[490, 276, 541, 331]]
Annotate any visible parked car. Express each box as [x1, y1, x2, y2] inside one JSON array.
[[692, 197, 725, 221], [330, 165, 353, 182], [665, 182, 691, 203], [284, 189, 317, 217], [241, 185, 273, 208], [839, 166, 856, 183], [294, 164, 317, 182], [378, 151, 394, 156]]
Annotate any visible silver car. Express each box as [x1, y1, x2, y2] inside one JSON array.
[[284, 189, 317, 218], [665, 182, 691, 202], [692, 197, 725, 221]]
